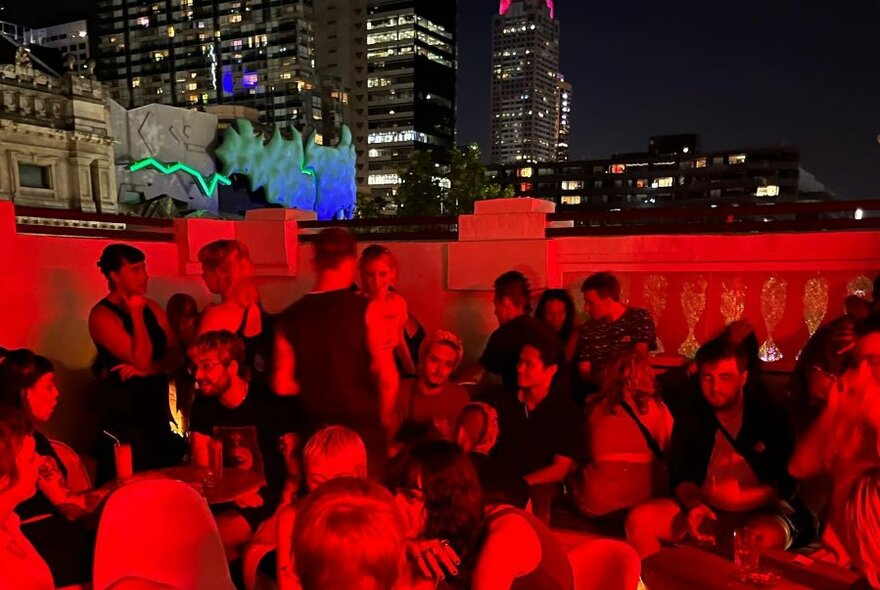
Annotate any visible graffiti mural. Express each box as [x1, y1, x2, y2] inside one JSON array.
[[216, 119, 356, 220]]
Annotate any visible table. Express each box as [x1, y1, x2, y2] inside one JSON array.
[[138, 465, 265, 505], [643, 546, 811, 590]]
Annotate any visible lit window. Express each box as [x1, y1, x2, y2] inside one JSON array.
[[131, 77, 141, 88], [136, 16, 150, 27], [652, 177, 673, 188], [519, 182, 532, 193], [695, 158, 707, 169], [561, 180, 583, 190], [368, 173, 402, 185], [635, 179, 647, 188], [728, 153, 747, 165], [610, 164, 626, 174], [560, 196, 581, 205], [755, 185, 780, 197], [229, 14, 242, 23], [186, 82, 197, 90], [517, 167, 533, 178]]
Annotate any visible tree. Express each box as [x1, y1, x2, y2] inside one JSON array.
[[392, 150, 444, 216], [387, 144, 515, 217], [445, 144, 514, 215]]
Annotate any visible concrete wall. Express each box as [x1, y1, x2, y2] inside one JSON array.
[[1, 198, 879, 452]]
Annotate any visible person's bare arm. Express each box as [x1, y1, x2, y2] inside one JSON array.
[[472, 512, 542, 590], [272, 331, 300, 396], [276, 505, 302, 590], [366, 299, 400, 436], [147, 300, 181, 372], [523, 455, 574, 486], [36, 455, 111, 520]]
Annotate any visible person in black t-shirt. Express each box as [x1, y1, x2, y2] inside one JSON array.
[[469, 270, 559, 392], [188, 331, 299, 561], [272, 228, 400, 478], [490, 329, 585, 523]]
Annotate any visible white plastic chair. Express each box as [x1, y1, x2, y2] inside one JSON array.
[[93, 479, 235, 590], [50, 439, 92, 492], [567, 538, 642, 590]]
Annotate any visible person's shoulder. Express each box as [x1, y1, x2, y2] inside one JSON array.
[[444, 381, 471, 400], [625, 307, 653, 321]]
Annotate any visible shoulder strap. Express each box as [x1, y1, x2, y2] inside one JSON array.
[[713, 415, 741, 452], [619, 400, 665, 461]]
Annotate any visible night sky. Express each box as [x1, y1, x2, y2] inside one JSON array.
[[8, 0, 880, 197]]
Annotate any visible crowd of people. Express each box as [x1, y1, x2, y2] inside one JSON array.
[[1, 227, 880, 589]]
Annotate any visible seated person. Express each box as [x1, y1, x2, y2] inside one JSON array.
[[456, 402, 529, 509], [398, 329, 470, 440], [389, 440, 573, 590], [843, 467, 880, 588], [468, 270, 559, 392], [626, 337, 814, 558], [576, 272, 656, 397], [572, 349, 673, 519], [0, 349, 111, 586], [490, 331, 585, 523], [188, 331, 300, 561], [0, 408, 53, 590], [293, 477, 411, 590], [790, 317, 880, 569], [276, 426, 369, 590]]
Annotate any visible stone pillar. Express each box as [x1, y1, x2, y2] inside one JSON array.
[[237, 208, 306, 276], [90, 158, 118, 214], [173, 218, 236, 275], [448, 198, 558, 291], [68, 155, 95, 212]]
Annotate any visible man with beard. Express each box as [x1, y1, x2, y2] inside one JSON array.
[[188, 330, 299, 561], [626, 337, 813, 558]]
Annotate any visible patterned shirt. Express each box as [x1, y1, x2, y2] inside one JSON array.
[[577, 307, 656, 377]]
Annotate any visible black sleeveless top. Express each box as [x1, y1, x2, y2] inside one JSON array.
[[276, 289, 377, 427], [236, 303, 273, 381], [93, 298, 167, 378]]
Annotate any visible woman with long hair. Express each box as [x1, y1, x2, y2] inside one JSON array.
[[88, 244, 184, 483], [0, 349, 110, 586], [388, 440, 573, 590], [358, 244, 424, 376], [572, 349, 672, 521], [535, 289, 578, 363], [198, 240, 272, 383], [0, 408, 53, 590]]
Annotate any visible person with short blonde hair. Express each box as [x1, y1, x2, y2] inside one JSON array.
[[294, 477, 407, 590], [198, 239, 272, 384], [399, 329, 470, 440], [303, 426, 368, 491]]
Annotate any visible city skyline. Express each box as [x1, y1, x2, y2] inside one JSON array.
[[7, 0, 880, 198]]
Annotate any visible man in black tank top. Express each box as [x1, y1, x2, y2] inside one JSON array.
[[273, 229, 399, 476]]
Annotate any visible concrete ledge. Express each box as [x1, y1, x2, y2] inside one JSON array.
[[474, 197, 556, 215], [459, 212, 548, 241], [173, 218, 235, 275]]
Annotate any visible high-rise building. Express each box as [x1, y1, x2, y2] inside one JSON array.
[[314, 0, 370, 195], [365, 0, 457, 205], [93, 0, 320, 130], [31, 20, 90, 65], [555, 73, 571, 161], [491, 0, 565, 165]]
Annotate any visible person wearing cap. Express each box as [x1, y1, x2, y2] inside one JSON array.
[[397, 329, 470, 441]]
